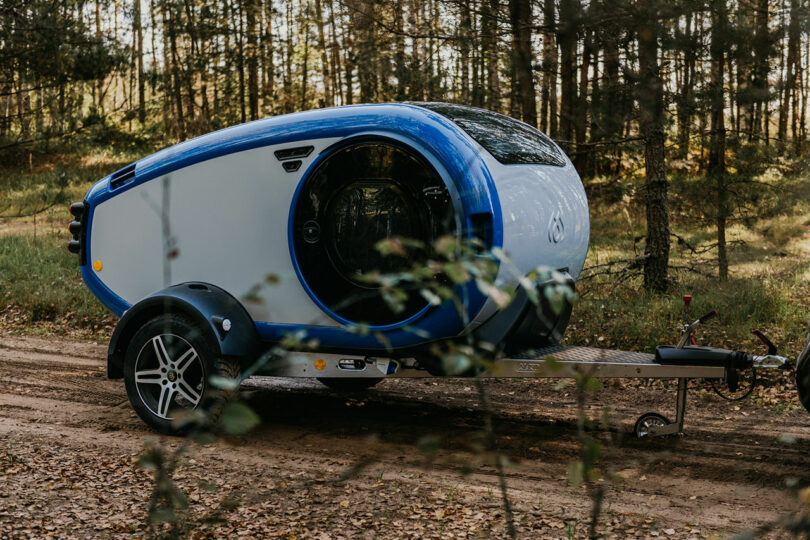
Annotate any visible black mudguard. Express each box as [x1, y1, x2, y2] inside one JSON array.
[[107, 282, 262, 379], [474, 274, 575, 355]]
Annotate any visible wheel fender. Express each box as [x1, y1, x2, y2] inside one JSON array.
[[107, 282, 262, 379]]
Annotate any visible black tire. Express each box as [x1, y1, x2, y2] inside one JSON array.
[[316, 377, 383, 392], [796, 339, 810, 414], [633, 412, 671, 438], [123, 314, 241, 434]]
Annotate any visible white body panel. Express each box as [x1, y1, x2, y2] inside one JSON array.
[[90, 138, 342, 325], [466, 150, 589, 331]]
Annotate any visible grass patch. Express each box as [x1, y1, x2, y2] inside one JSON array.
[[0, 232, 114, 338], [573, 172, 810, 360]]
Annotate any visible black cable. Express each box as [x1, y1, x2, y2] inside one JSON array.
[[709, 368, 757, 401]]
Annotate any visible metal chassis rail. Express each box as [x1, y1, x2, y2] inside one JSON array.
[[260, 346, 727, 437]]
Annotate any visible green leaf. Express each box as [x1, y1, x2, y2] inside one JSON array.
[[219, 402, 260, 435], [441, 353, 472, 375], [568, 461, 584, 487], [209, 375, 240, 390], [420, 288, 443, 306]]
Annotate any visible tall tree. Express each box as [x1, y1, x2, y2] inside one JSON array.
[[708, 0, 728, 280], [557, 0, 579, 143], [540, 0, 557, 136], [510, 0, 537, 125], [636, 0, 670, 292], [246, 0, 260, 120]]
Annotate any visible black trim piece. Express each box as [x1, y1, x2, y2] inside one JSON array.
[[274, 146, 314, 161], [79, 199, 89, 265], [110, 163, 137, 189], [69, 202, 85, 218], [282, 160, 302, 172], [468, 212, 493, 250], [69, 221, 81, 237]]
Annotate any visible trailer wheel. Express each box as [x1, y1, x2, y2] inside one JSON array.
[[796, 340, 810, 414], [634, 412, 671, 438], [316, 378, 382, 392], [123, 314, 241, 434]]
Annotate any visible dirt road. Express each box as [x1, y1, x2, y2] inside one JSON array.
[[1, 334, 809, 538]]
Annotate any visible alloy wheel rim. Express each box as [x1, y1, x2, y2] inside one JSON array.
[[638, 416, 667, 438], [134, 333, 205, 420]]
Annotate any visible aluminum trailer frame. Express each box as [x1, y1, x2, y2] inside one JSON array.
[[261, 345, 735, 438]]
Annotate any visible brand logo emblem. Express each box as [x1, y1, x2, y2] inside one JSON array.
[[548, 212, 565, 244]]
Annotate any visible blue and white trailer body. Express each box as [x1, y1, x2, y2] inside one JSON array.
[[72, 103, 589, 355]]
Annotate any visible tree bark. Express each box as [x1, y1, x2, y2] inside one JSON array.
[[315, 0, 333, 107], [708, 0, 728, 281], [751, 0, 770, 139], [133, 0, 145, 124], [557, 0, 578, 143], [483, 0, 500, 110], [636, 0, 669, 292], [246, 0, 260, 120], [510, 0, 537, 125], [540, 0, 556, 134]]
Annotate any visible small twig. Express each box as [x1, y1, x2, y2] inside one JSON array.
[[475, 377, 517, 539]]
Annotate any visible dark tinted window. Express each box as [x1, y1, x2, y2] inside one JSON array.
[[415, 102, 566, 167], [327, 181, 422, 280], [292, 141, 456, 326]]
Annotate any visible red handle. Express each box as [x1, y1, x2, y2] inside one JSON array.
[[751, 329, 778, 356]]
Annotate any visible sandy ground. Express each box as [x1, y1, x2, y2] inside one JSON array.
[[1, 333, 809, 539]]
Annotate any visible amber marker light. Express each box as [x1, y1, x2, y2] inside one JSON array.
[[314, 359, 326, 371], [93, 260, 103, 272]]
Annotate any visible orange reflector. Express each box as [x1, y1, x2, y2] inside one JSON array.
[[92, 260, 103, 272], [314, 359, 326, 371]]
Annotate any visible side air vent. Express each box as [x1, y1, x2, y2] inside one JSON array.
[[282, 160, 302, 173], [274, 146, 314, 161], [109, 163, 137, 189]]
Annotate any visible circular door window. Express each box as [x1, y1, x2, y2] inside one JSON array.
[[292, 140, 456, 326]]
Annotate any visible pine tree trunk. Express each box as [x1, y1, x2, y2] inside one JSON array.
[[459, 0, 472, 103], [134, 0, 145, 124], [315, 0, 333, 107], [637, 0, 670, 293], [708, 0, 728, 281], [540, 0, 555, 134], [752, 0, 770, 139], [510, 0, 536, 125], [574, 27, 592, 171], [558, 0, 578, 143], [246, 0, 260, 120], [263, 0, 276, 114], [484, 0, 500, 110]]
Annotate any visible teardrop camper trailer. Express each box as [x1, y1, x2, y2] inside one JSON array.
[[69, 102, 796, 436], [67, 103, 588, 430]]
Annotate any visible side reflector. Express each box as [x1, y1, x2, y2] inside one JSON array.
[[314, 359, 326, 371], [93, 260, 103, 271]]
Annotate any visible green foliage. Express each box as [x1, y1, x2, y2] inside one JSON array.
[[218, 403, 260, 436], [0, 233, 112, 331]]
